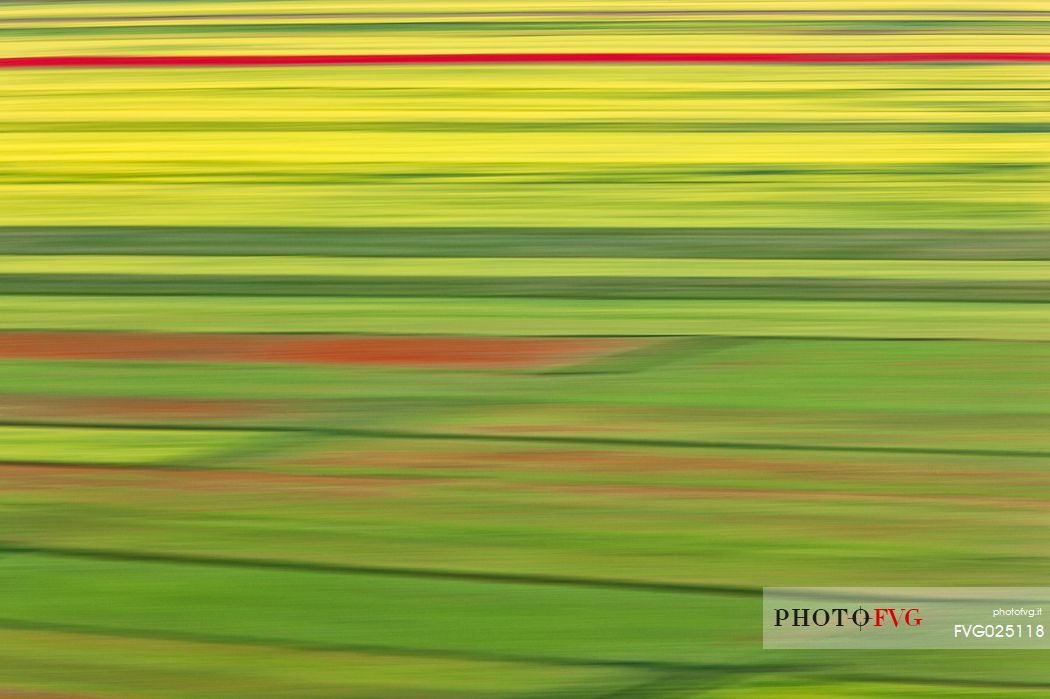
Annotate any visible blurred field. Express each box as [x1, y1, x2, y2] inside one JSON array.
[[2, 1, 1050, 697]]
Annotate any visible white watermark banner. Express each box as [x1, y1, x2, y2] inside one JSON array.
[[764, 587, 1048, 649]]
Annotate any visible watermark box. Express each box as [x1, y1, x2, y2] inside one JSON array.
[[764, 587, 1048, 649]]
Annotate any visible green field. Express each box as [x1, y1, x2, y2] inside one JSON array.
[[2, 1, 1050, 697]]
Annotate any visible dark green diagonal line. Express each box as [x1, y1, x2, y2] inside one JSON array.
[[591, 669, 735, 698], [0, 618, 1044, 691], [0, 543, 761, 597], [172, 430, 325, 469], [1, 419, 1049, 459], [0, 617, 782, 673]]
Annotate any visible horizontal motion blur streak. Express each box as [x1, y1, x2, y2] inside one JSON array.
[[5, 52, 1050, 68]]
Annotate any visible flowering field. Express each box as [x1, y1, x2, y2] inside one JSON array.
[[2, 2, 1049, 697]]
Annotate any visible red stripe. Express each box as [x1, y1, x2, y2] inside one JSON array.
[[3, 52, 1050, 68]]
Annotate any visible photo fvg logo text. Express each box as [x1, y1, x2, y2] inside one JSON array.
[[763, 588, 1050, 649], [773, 606, 922, 630]]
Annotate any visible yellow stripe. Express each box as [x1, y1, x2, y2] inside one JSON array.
[[3, 256, 1050, 281]]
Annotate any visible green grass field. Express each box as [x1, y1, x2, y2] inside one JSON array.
[[2, 1, 1049, 697]]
